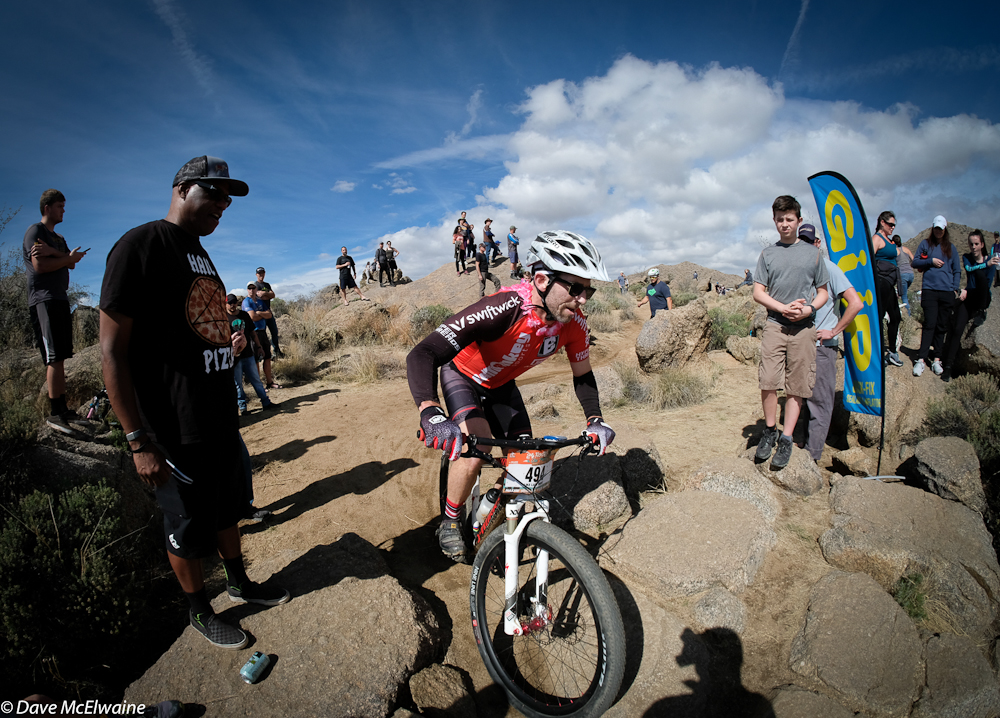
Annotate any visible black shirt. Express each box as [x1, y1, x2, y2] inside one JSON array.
[[337, 254, 355, 278], [229, 310, 256, 360], [23, 222, 70, 306], [100, 219, 237, 445]]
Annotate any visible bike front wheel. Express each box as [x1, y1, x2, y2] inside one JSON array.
[[470, 520, 625, 718]]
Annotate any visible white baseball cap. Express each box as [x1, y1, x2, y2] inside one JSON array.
[[933, 215, 947, 229]]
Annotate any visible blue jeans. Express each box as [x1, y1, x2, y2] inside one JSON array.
[[900, 273, 914, 315], [234, 355, 271, 411]]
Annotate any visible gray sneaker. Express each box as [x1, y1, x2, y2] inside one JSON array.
[[755, 425, 779, 461], [436, 517, 467, 562], [771, 435, 794, 470], [189, 610, 248, 649], [45, 414, 76, 435], [886, 351, 903, 367], [931, 359, 944, 376], [912, 359, 925, 377]]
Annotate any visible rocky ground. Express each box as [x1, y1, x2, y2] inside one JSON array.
[[62, 263, 1000, 717]]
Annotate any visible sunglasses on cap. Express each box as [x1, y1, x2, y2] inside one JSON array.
[[193, 180, 233, 207], [549, 275, 597, 300]]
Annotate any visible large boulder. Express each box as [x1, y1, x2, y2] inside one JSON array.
[[789, 570, 923, 717], [58, 343, 105, 409], [124, 534, 441, 717], [548, 453, 630, 537], [690, 456, 781, 525], [831, 446, 876, 477], [913, 435, 986, 514], [606, 491, 775, 598], [408, 664, 476, 718], [743, 444, 824, 496], [693, 587, 747, 635], [911, 632, 1000, 718], [635, 299, 711, 371], [819, 475, 1000, 640], [725, 335, 761, 365], [770, 687, 855, 718], [847, 368, 926, 453]]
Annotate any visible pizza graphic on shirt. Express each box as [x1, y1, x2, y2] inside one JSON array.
[[186, 276, 230, 347]]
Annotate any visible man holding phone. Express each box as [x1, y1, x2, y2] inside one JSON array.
[[23, 189, 89, 435], [225, 294, 276, 416]]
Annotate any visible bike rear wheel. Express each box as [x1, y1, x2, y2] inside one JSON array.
[[470, 520, 625, 718]]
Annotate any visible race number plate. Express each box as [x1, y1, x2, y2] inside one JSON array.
[[503, 449, 555, 494]]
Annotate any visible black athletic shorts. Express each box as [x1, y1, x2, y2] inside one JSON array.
[[340, 273, 357, 290], [29, 299, 73, 365], [154, 436, 247, 559], [440, 362, 532, 439], [255, 329, 272, 360]]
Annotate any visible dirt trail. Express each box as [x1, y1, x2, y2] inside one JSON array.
[[236, 316, 776, 715]]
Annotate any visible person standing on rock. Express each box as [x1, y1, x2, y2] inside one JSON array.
[[24, 189, 89, 435], [871, 210, 903, 368], [637, 268, 672, 317], [408, 230, 615, 561], [941, 229, 999, 382], [100, 155, 289, 651], [911, 215, 961, 378], [253, 266, 283, 359], [508, 225, 521, 278], [752, 195, 829, 470], [337, 245, 369, 304], [617, 272, 628, 294], [385, 240, 400, 284], [799, 224, 863, 463], [475, 242, 502, 298]]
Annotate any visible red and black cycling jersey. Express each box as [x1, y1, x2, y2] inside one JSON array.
[[406, 287, 590, 406]]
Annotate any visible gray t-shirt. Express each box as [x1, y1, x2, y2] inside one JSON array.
[[23, 222, 70, 306], [815, 258, 853, 347], [754, 239, 830, 327]]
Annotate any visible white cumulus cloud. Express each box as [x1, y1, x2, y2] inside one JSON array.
[[377, 54, 1000, 278], [331, 180, 355, 193]]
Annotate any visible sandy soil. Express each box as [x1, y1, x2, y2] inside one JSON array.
[[235, 314, 828, 716]]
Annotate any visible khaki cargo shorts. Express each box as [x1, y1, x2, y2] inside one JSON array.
[[759, 321, 817, 398]]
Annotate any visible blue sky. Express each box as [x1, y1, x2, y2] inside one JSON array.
[[2, 0, 998, 301]]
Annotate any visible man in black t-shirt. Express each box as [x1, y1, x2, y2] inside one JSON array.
[[476, 242, 501, 298], [100, 156, 288, 651], [253, 266, 283, 358], [375, 241, 393, 287], [23, 189, 89, 435], [336, 246, 368, 304]]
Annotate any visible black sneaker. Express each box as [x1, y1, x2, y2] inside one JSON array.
[[189, 610, 248, 649], [755, 425, 779, 461], [771, 435, 793, 470], [240, 408, 250, 417], [263, 402, 281, 411], [436, 517, 467, 562], [46, 414, 76, 435], [228, 580, 290, 606]]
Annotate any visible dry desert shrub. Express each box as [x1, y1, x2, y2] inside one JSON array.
[[287, 301, 335, 351], [274, 338, 317, 383], [340, 308, 391, 345], [609, 360, 711, 410], [335, 346, 406, 384]]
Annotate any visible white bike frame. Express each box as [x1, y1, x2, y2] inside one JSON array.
[[502, 497, 550, 637]]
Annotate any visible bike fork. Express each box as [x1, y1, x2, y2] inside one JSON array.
[[502, 499, 550, 636]]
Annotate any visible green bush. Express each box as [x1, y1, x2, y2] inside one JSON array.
[[925, 396, 972, 439], [411, 304, 453, 337], [0, 483, 150, 671], [707, 306, 753, 351], [671, 291, 698, 308], [892, 573, 927, 622]]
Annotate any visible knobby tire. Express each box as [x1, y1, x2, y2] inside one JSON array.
[[469, 520, 625, 718]]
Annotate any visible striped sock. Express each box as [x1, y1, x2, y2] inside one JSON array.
[[444, 498, 463, 520]]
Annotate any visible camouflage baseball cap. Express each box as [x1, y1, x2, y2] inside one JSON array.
[[173, 156, 249, 196]]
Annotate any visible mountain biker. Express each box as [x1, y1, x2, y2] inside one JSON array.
[[406, 230, 616, 561]]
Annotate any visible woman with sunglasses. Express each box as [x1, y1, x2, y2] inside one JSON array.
[[911, 215, 961, 377], [872, 211, 903, 367]]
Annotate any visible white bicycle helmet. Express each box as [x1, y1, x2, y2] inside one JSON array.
[[526, 230, 609, 282]]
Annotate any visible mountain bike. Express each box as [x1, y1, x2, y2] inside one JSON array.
[[440, 433, 626, 718]]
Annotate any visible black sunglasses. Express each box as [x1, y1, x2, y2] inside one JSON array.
[[193, 180, 233, 207], [549, 275, 597, 300]]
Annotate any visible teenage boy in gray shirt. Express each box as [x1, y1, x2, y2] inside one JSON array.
[[752, 195, 829, 469]]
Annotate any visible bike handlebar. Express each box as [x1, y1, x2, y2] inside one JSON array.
[[464, 432, 596, 452]]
